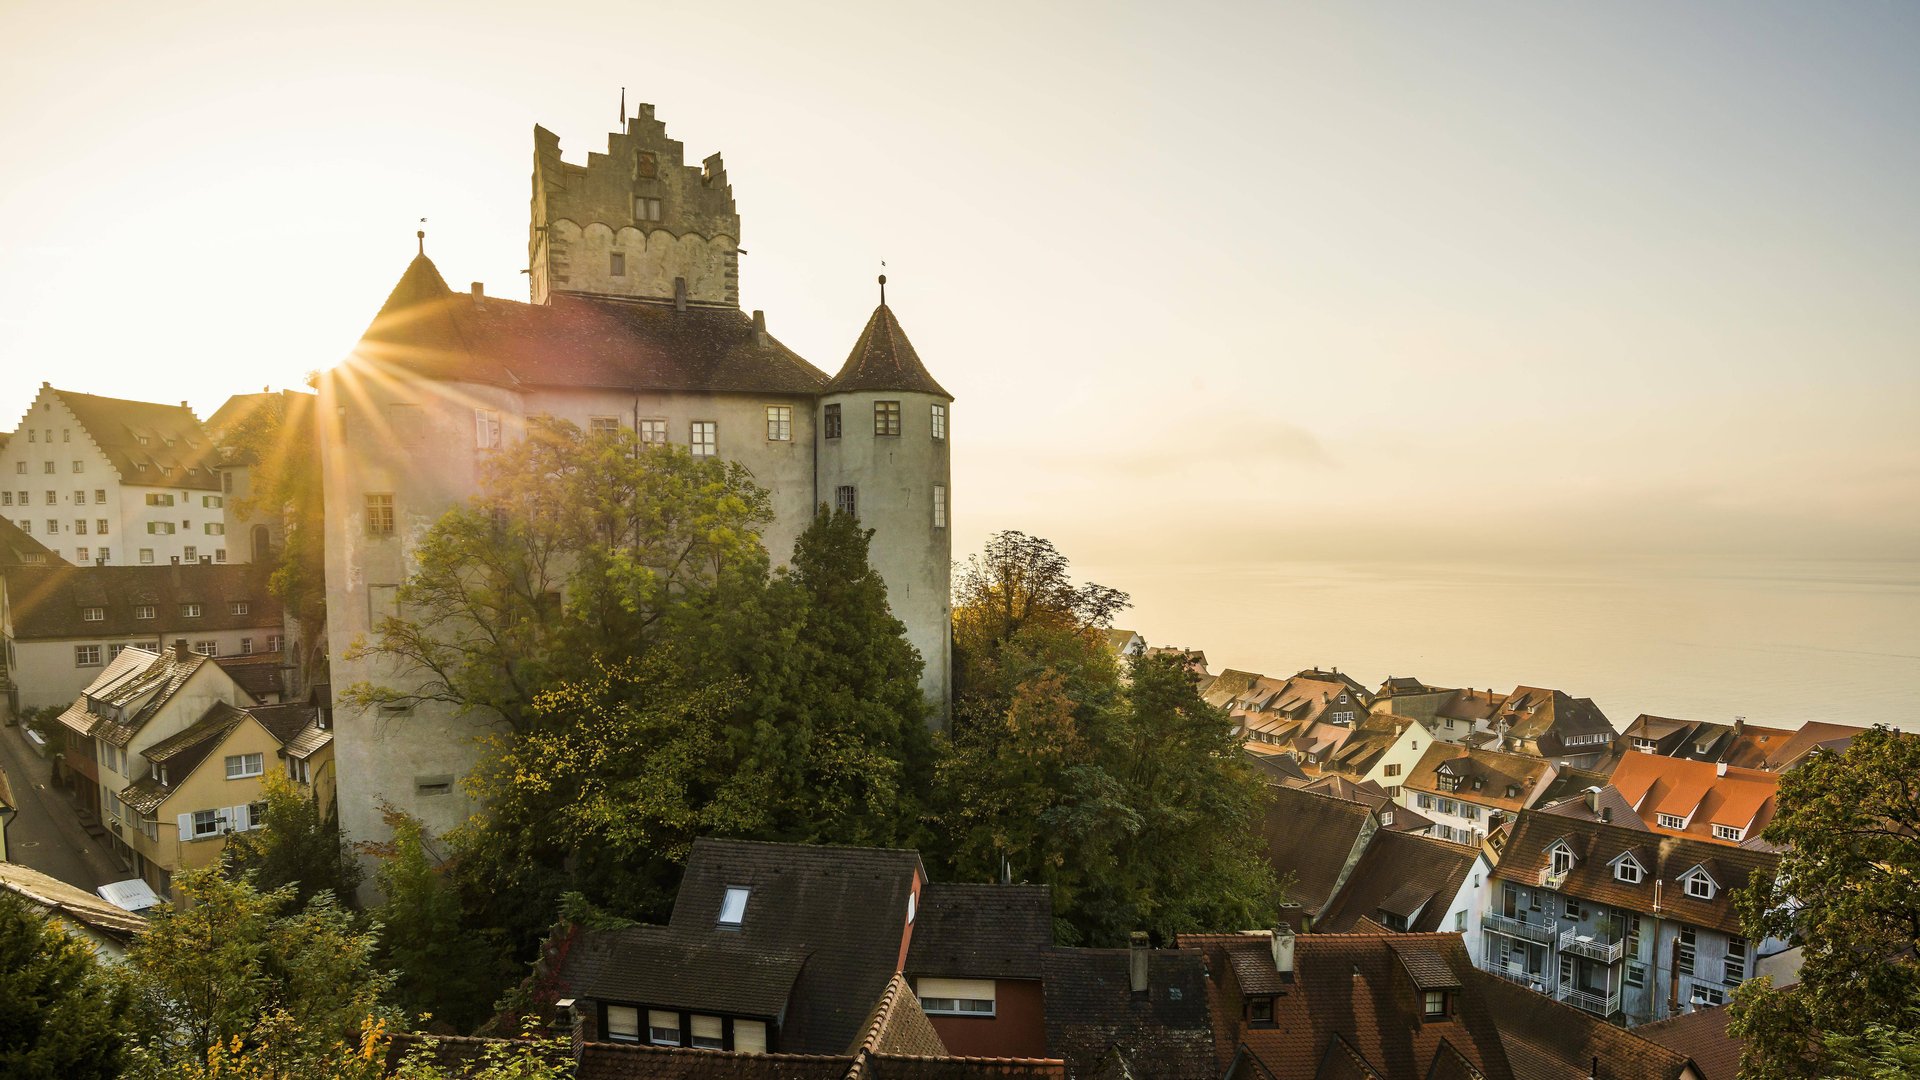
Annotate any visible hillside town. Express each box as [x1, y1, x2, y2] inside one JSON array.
[[1, 100, 1914, 1080]]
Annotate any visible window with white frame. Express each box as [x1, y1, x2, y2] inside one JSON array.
[[1685, 870, 1715, 899], [474, 409, 502, 449], [366, 493, 395, 535], [1657, 813, 1687, 830], [690, 421, 717, 458], [1549, 846, 1573, 877], [605, 1006, 640, 1043], [75, 645, 102, 666], [267, 634, 284, 652], [75, 546, 90, 563], [1724, 935, 1747, 984], [933, 484, 947, 529], [834, 485, 857, 517], [182, 603, 202, 617], [765, 405, 791, 441], [688, 1015, 723, 1049], [1615, 859, 1642, 884], [931, 402, 947, 440], [647, 1010, 680, 1046], [718, 886, 750, 926], [184, 545, 198, 562], [97, 519, 108, 534], [226, 753, 263, 779], [589, 416, 621, 435], [206, 523, 224, 535], [918, 977, 996, 1017], [239, 638, 253, 655], [230, 601, 249, 615], [193, 641, 217, 657], [82, 606, 104, 621], [203, 495, 222, 508], [1678, 926, 1697, 975], [1712, 823, 1743, 842], [191, 809, 221, 838], [139, 549, 153, 564], [639, 419, 668, 446]]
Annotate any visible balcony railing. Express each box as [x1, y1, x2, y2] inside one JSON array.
[[1556, 983, 1622, 1017], [1486, 964, 1549, 993], [1483, 912, 1555, 944], [1537, 864, 1570, 889], [1559, 926, 1625, 964]]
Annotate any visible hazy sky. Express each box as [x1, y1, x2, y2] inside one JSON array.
[[3, 0, 1917, 584]]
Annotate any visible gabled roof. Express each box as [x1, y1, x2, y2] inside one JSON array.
[[1403, 744, 1553, 813], [1635, 1005, 1743, 1080], [1038, 946, 1214, 1080], [904, 882, 1052, 980], [213, 654, 285, 702], [1467, 968, 1695, 1080], [0, 516, 63, 567], [58, 646, 223, 748], [1490, 687, 1612, 745], [1606, 754, 1779, 846], [350, 255, 829, 397], [45, 387, 220, 490], [825, 304, 950, 397], [0, 861, 148, 943], [1495, 811, 1777, 934], [2, 562, 282, 640], [1317, 830, 1476, 934], [1260, 786, 1375, 915]]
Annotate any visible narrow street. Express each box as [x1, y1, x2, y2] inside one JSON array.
[[0, 713, 129, 893]]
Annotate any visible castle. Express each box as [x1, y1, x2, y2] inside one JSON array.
[[317, 103, 954, 845]]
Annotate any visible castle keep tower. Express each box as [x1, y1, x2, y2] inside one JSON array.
[[529, 103, 740, 306], [820, 278, 955, 722]]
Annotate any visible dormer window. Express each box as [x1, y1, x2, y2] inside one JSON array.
[[1247, 996, 1275, 1027], [1615, 859, 1642, 884], [1684, 870, 1716, 900], [718, 885, 749, 926], [1549, 845, 1574, 878], [1712, 824, 1744, 842], [1423, 990, 1451, 1019], [1657, 813, 1687, 830]]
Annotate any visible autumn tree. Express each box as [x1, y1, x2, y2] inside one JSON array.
[[1729, 726, 1920, 1079], [343, 418, 772, 733], [0, 891, 132, 1079], [216, 392, 329, 688], [121, 870, 398, 1079]]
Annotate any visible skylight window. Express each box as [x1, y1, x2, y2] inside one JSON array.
[[718, 886, 749, 926]]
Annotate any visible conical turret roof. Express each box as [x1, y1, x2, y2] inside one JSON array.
[[826, 304, 950, 398], [375, 253, 452, 318]]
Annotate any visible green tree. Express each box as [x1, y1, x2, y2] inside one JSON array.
[[222, 770, 363, 908], [0, 891, 131, 1079], [216, 391, 329, 688], [121, 869, 398, 1078], [935, 532, 1278, 944], [368, 805, 514, 1033], [343, 418, 772, 734], [1730, 726, 1920, 1079]]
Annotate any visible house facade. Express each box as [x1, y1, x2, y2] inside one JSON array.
[[0, 386, 238, 567], [319, 104, 955, 857], [1401, 743, 1559, 846]]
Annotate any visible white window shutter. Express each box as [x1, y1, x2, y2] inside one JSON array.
[[177, 813, 192, 837], [233, 804, 250, 831], [215, 807, 234, 832]]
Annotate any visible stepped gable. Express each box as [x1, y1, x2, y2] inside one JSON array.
[[826, 303, 950, 397], [49, 387, 220, 490], [905, 883, 1052, 980], [355, 254, 828, 395]]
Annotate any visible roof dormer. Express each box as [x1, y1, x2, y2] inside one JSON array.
[[1608, 850, 1647, 884], [1679, 865, 1719, 901]]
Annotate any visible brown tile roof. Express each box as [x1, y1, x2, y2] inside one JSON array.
[[1260, 786, 1375, 915], [2, 562, 283, 641], [826, 303, 951, 397], [847, 974, 947, 1060], [1491, 687, 1614, 748], [0, 860, 148, 942], [1403, 744, 1554, 814], [59, 646, 222, 748], [1317, 830, 1476, 934], [0, 516, 64, 567], [213, 654, 285, 702], [905, 883, 1052, 980], [1635, 1005, 1743, 1080], [51, 387, 220, 490], [1436, 688, 1506, 724], [244, 700, 320, 747], [122, 702, 259, 812], [1495, 811, 1778, 935], [1038, 946, 1214, 1080], [1199, 933, 1512, 1080], [1725, 721, 1866, 772], [1467, 969, 1693, 1080], [353, 255, 829, 397]]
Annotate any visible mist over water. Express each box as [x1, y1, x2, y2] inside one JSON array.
[[1100, 557, 1920, 732]]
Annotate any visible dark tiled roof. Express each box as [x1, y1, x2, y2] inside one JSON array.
[[825, 304, 950, 397], [1261, 786, 1374, 915], [1492, 687, 1613, 747], [0, 516, 63, 567], [667, 838, 923, 1052], [121, 701, 253, 811], [52, 387, 220, 490], [1, 562, 282, 640], [848, 974, 946, 1059], [214, 654, 285, 701], [1466, 969, 1693, 1080], [1635, 1005, 1742, 1080], [566, 923, 807, 1019], [1317, 830, 1476, 934], [905, 883, 1052, 980], [1243, 748, 1310, 784], [353, 256, 828, 396], [245, 700, 320, 746], [1201, 934, 1512, 1080], [1403, 744, 1553, 813], [1039, 947, 1214, 1080], [1495, 812, 1777, 935], [1391, 941, 1461, 990]]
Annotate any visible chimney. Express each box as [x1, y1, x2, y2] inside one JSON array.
[[199, 556, 212, 565], [1716, 761, 1728, 777], [1271, 926, 1296, 980], [1732, 715, 1745, 736], [752, 309, 768, 347], [1128, 931, 1149, 994], [1601, 806, 1613, 823], [470, 282, 485, 308], [554, 998, 584, 1064], [172, 639, 189, 662], [180, 400, 189, 408], [1583, 786, 1601, 814], [674, 277, 688, 312], [171, 556, 180, 565]]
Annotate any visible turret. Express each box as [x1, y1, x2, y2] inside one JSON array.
[[818, 277, 954, 721]]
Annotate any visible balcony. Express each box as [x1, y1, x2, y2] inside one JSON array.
[[1486, 964, 1548, 993], [1537, 864, 1570, 889], [1556, 983, 1622, 1017], [1559, 926, 1625, 964], [1483, 912, 1555, 945]]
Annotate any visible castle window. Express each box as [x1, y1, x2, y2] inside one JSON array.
[[635, 197, 662, 222], [139, 549, 153, 564], [638, 419, 668, 446], [874, 401, 901, 437], [765, 405, 792, 441], [931, 402, 947, 441], [609, 252, 626, 277], [75, 519, 88, 535], [589, 416, 621, 435], [76, 645, 102, 667], [474, 409, 502, 449], [44, 461, 55, 474], [73, 460, 84, 473], [933, 484, 947, 529], [690, 421, 717, 458], [835, 485, 858, 517], [184, 545, 198, 562], [366, 493, 395, 536], [824, 404, 842, 440]]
